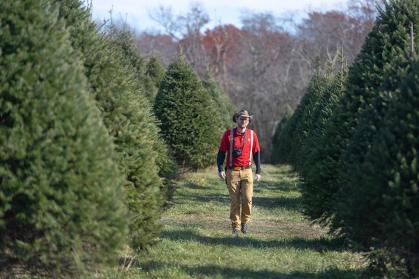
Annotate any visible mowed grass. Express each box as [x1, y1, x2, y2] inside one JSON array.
[[111, 164, 366, 279]]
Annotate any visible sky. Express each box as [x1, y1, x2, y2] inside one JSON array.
[[91, 0, 348, 33]]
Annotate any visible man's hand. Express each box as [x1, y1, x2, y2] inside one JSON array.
[[218, 171, 226, 180], [255, 174, 261, 182]]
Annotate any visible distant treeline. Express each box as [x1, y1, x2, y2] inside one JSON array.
[[271, 0, 419, 277]]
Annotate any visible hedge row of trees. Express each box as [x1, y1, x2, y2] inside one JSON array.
[[272, 0, 419, 277], [0, 0, 233, 277]]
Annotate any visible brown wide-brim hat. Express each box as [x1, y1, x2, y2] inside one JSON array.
[[233, 109, 253, 122]]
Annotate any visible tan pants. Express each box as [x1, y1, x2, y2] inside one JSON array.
[[226, 168, 253, 229]]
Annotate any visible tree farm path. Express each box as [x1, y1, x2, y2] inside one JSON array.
[[135, 164, 366, 279]]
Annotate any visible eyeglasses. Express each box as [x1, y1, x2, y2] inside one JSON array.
[[239, 117, 249, 121]]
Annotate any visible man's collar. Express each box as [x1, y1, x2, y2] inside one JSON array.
[[235, 127, 246, 135]]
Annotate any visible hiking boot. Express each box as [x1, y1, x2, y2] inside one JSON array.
[[232, 225, 240, 236], [241, 223, 248, 234]]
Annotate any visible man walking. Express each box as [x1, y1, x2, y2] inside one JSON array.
[[217, 109, 261, 235]]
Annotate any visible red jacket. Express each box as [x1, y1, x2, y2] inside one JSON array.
[[219, 128, 260, 168]]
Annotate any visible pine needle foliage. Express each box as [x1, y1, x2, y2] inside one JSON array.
[[154, 58, 222, 170], [271, 105, 293, 164], [104, 26, 177, 203], [338, 59, 419, 278], [276, 1, 419, 276], [294, 0, 419, 232], [0, 1, 127, 276], [329, 0, 419, 273], [354, 60, 419, 277], [298, 64, 348, 222], [271, 69, 328, 166], [291, 71, 330, 170], [56, 0, 165, 251], [333, 0, 419, 245], [145, 57, 166, 103], [201, 73, 236, 130]]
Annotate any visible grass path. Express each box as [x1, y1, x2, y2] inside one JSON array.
[[121, 164, 366, 278]]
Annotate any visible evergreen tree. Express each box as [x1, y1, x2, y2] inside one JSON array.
[[271, 105, 293, 164], [299, 0, 419, 230], [105, 27, 163, 103], [270, 105, 300, 164], [355, 60, 419, 277], [105, 26, 177, 186], [201, 73, 236, 130], [328, 0, 419, 273], [272, 88, 318, 165], [333, 0, 419, 241], [291, 70, 329, 170], [299, 65, 348, 222], [145, 57, 166, 102], [56, 0, 165, 250], [155, 58, 222, 169], [274, 69, 327, 167], [0, 1, 127, 276]]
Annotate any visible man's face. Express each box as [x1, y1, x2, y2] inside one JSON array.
[[236, 116, 250, 129]]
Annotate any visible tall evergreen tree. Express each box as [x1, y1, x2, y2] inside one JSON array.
[[0, 1, 127, 276], [106, 27, 161, 102], [105, 26, 177, 186], [327, 1, 419, 273], [352, 60, 419, 277], [333, 0, 419, 240], [297, 0, 419, 230], [155, 58, 222, 169], [56, 0, 165, 250]]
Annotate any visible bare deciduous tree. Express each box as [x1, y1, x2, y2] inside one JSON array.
[[135, 0, 375, 162]]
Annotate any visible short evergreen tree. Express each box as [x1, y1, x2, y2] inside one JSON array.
[[296, 0, 419, 231], [272, 91, 314, 165], [145, 57, 166, 102], [298, 65, 348, 222], [201, 73, 236, 130], [292, 70, 329, 170], [154, 58, 222, 169], [146, 57, 166, 86], [300, 64, 347, 174], [0, 1, 127, 276], [56, 0, 165, 250], [271, 105, 293, 164], [273, 69, 327, 166]]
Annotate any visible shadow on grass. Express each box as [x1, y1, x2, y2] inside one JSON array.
[[176, 192, 229, 204], [254, 196, 302, 210], [177, 193, 301, 212], [160, 230, 347, 252], [255, 180, 300, 192], [141, 261, 364, 279], [183, 181, 211, 190], [183, 176, 225, 189], [176, 193, 302, 212], [267, 164, 298, 176]]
